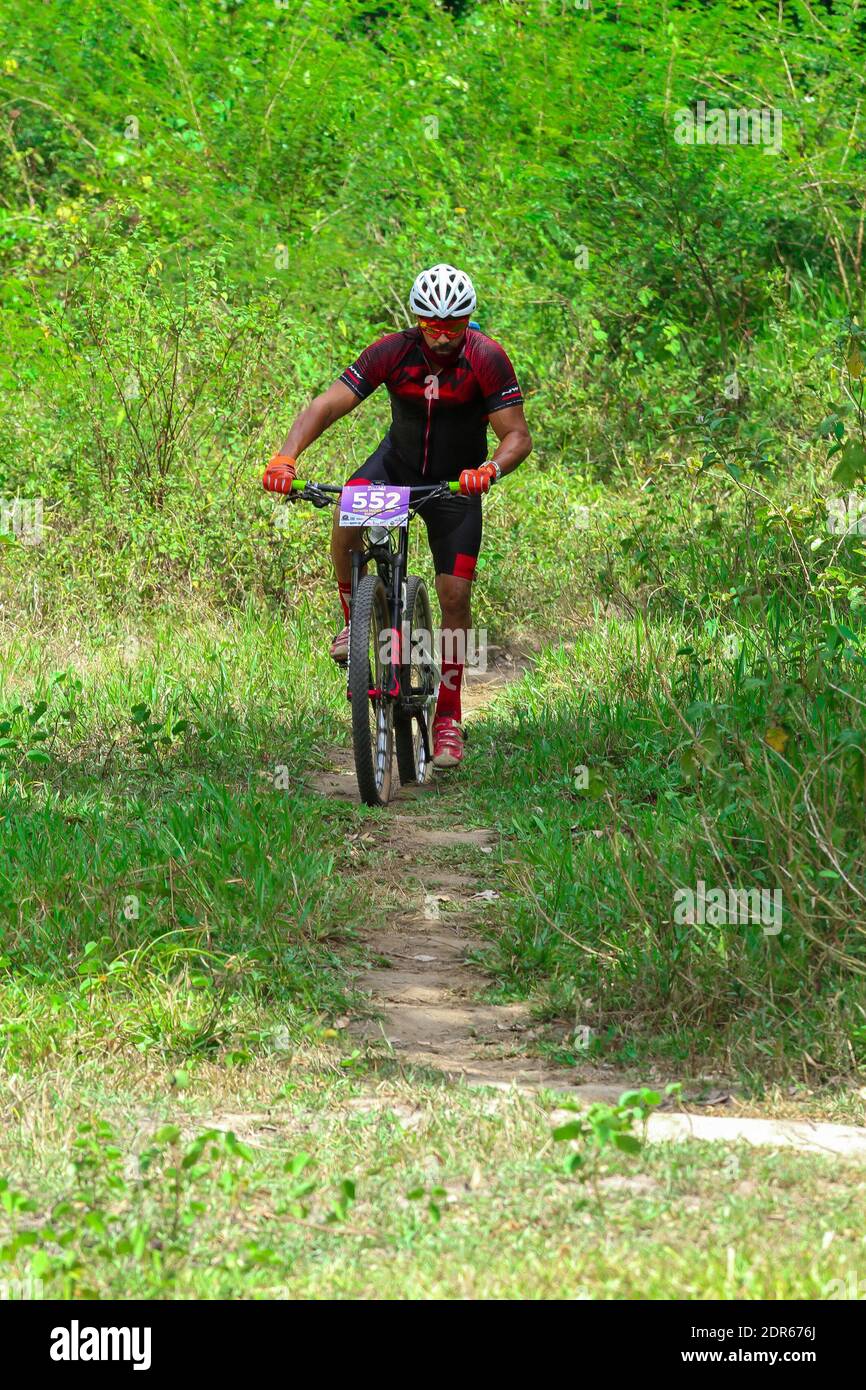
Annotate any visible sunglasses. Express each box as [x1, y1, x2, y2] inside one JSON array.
[[417, 316, 470, 339]]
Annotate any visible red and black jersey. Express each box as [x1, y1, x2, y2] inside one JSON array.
[[339, 327, 523, 480]]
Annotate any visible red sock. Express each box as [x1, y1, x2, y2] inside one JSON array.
[[436, 661, 463, 721], [338, 582, 351, 624]]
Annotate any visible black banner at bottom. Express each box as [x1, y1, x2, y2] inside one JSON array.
[[0, 1297, 858, 1375]]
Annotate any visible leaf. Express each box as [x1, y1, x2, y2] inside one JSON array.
[[552, 1120, 585, 1141], [847, 338, 865, 379], [679, 747, 699, 779], [765, 725, 790, 754], [619, 1088, 660, 1108], [153, 1124, 181, 1145], [24, 749, 51, 764], [612, 1133, 642, 1154], [832, 442, 866, 489], [697, 720, 722, 764]]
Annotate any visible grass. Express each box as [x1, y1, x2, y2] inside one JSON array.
[[3, 594, 864, 1084], [0, 607, 376, 1070], [452, 625, 866, 1086], [2, 535, 866, 1299], [3, 1058, 866, 1300]]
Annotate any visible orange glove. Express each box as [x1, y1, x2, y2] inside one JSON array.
[[263, 454, 297, 493], [459, 463, 497, 496]]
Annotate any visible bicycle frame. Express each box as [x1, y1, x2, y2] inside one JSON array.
[[289, 477, 459, 710], [350, 523, 406, 701]]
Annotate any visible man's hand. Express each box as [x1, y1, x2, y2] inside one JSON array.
[[459, 463, 497, 496], [263, 454, 297, 493]]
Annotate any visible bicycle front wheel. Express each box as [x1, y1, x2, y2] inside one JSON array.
[[348, 573, 394, 807], [396, 575, 437, 786]]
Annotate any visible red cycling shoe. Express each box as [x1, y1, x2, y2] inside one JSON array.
[[330, 624, 349, 663], [432, 715, 465, 768]]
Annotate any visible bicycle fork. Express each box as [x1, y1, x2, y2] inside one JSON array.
[[348, 542, 405, 702]]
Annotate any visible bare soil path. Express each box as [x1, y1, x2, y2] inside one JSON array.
[[312, 659, 866, 1159]]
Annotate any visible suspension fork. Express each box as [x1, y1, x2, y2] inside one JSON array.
[[350, 536, 405, 700], [384, 529, 408, 699], [350, 545, 365, 604]]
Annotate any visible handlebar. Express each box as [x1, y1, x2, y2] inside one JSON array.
[[289, 480, 461, 496], [285, 479, 461, 509]]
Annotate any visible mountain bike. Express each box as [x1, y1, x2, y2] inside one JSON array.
[[288, 477, 463, 807]]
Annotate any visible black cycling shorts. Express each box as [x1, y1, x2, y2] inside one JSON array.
[[345, 437, 482, 581]]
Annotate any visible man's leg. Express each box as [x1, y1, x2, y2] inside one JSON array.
[[330, 507, 362, 624], [434, 572, 472, 723], [422, 491, 482, 765]]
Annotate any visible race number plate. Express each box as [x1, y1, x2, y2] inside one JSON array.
[[339, 484, 410, 529]]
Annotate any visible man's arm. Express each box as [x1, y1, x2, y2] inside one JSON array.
[[489, 404, 532, 477], [279, 380, 362, 461]]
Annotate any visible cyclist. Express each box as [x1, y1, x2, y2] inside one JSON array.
[[262, 263, 532, 768]]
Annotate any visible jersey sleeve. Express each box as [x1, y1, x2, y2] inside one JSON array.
[[339, 334, 401, 400], [473, 338, 524, 414]]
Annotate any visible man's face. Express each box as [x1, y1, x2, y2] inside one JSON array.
[[417, 316, 470, 357]]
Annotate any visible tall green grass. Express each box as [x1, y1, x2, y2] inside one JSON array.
[[0, 608, 376, 1069]]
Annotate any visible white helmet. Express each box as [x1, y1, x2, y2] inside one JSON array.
[[409, 263, 476, 318]]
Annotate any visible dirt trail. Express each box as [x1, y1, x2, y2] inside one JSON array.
[[312, 659, 866, 1158], [313, 658, 622, 1097]]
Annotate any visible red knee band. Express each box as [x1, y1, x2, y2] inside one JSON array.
[[452, 553, 477, 581]]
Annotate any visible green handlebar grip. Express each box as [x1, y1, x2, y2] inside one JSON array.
[[448, 480, 460, 492]]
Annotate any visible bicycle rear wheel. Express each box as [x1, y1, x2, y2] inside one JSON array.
[[348, 573, 394, 807], [395, 575, 437, 786]]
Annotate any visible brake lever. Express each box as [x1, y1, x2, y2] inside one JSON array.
[[302, 484, 334, 509]]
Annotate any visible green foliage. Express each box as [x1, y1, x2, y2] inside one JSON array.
[[1, 1, 866, 612], [0, 0, 865, 1098], [551, 1086, 678, 1217], [0, 1115, 359, 1296]]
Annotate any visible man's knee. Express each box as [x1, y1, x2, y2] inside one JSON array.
[[437, 582, 472, 666], [436, 572, 471, 606]]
